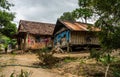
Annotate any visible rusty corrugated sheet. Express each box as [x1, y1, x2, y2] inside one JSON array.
[[61, 21, 100, 31]]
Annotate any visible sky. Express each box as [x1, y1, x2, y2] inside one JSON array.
[[10, 0, 79, 25]]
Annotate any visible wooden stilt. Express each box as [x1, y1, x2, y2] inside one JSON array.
[[67, 43, 69, 52]]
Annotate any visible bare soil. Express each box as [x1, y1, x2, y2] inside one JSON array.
[[0, 52, 89, 77], [0, 54, 63, 77]]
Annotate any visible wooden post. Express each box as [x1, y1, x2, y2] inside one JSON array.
[[24, 37, 26, 50], [26, 33, 29, 49], [18, 38, 22, 50], [67, 42, 69, 52], [24, 32, 29, 50]]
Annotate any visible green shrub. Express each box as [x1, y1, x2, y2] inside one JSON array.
[[113, 67, 120, 77], [0, 44, 4, 51], [90, 49, 102, 61], [63, 57, 77, 63], [10, 69, 32, 77], [37, 47, 60, 68], [111, 60, 120, 77]]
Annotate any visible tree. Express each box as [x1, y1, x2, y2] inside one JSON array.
[[91, 1, 120, 77], [0, 0, 16, 38], [93, 0, 120, 51], [0, 0, 17, 53], [72, 0, 93, 23], [60, 12, 76, 21], [1, 23, 17, 38], [60, 0, 93, 23]]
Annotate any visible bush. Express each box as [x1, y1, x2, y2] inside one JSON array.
[[111, 60, 120, 77], [10, 69, 32, 77], [90, 49, 102, 61], [63, 57, 77, 63], [0, 44, 4, 51], [37, 47, 60, 68], [0, 69, 32, 77]]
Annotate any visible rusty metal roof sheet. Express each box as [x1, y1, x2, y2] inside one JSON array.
[[60, 20, 100, 31]]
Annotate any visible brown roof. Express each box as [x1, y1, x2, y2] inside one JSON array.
[[60, 20, 100, 31], [18, 20, 55, 35]]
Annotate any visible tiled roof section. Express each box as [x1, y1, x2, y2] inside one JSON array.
[[18, 20, 55, 35], [60, 20, 100, 31]]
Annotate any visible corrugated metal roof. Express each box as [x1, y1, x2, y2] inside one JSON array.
[[60, 21, 100, 31]]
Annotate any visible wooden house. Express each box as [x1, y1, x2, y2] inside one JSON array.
[[16, 20, 55, 50], [53, 20, 100, 51]]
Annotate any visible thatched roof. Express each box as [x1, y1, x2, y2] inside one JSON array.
[[18, 20, 55, 35]]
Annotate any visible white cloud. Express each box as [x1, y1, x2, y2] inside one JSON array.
[[10, 0, 78, 25]]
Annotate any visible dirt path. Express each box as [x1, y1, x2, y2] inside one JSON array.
[[0, 52, 89, 77], [0, 54, 63, 77], [1, 66, 63, 77]]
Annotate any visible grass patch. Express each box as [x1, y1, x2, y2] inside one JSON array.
[[63, 57, 78, 63]]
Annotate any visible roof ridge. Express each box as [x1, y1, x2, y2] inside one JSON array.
[[20, 20, 55, 25]]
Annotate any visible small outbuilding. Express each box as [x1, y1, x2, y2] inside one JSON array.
[[53, 20, 100, 51], [16, 20, 55, 50]]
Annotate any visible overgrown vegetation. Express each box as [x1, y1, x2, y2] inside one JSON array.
[[90, 49, 102, 61], [63, 57, 77, 63], [10, 69, 32, 77], [0, 0, 17, 38], [37, 47, 61, 68], [0, 0, 17, 53], [0, 69, 32, 77], [0, 34, 17, 53], [89, 48, 120, 77]]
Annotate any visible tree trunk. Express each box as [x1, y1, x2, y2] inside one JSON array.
[[84, 16, 87, 23], [105, 64, 110, 77]]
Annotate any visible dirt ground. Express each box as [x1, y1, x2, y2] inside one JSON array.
[[0, 52, 89, 77]]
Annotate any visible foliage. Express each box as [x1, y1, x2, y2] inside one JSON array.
[[10, 69, 32, 77], [60, 0, 120, 53], [90, 49, 103, 61], [0, 11, 15, 27], [0, 34, 17, 51], [0, 34, 10, 50], [93, 0, 120, 52], [60, 0, 93, 23], [63, 57, 77, 63], [0, 69, 32, 77], [99, 54, 117, 65], [0, 33, 10, 44], [37, 47, 60, 68], [0, 44, 4, 51], [60, 12, 76, 21], [113, 68, 120, 77], [72, 8, 93, 23], [112, 61, 120, 77], [99, 54, 118, 77], [10, 39, 17, 49], [0, 0, 16, 38], [1, 23, 17, 38], [72, 0, 93, 23], [0, 0, 14, 10]]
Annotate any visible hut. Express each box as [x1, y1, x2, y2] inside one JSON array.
[[16, 20, 55, 50], [53, 20, 100, 51]]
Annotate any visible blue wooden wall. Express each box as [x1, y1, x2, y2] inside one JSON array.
[[54, 30, 70, 44]]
